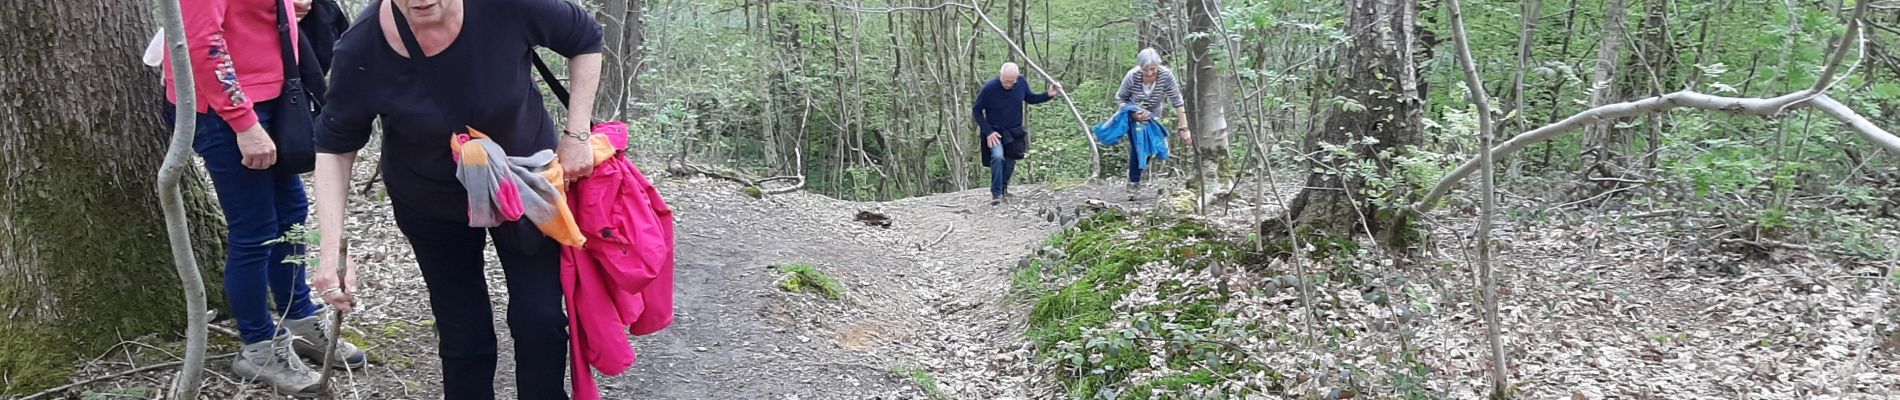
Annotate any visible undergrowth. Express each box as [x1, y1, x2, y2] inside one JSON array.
[[1016, 210, 1280, 399]]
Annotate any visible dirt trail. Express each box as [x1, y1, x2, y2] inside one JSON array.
[[601, 177, 1151, 399]]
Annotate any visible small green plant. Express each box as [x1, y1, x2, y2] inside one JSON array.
[[742, 185, 764, 199], [892, 367, 949, 399], [777, 264, 844, 300]]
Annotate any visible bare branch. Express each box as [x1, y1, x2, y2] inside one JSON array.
[[1446, 0, 1510, 396], [1811, 0, 1871, 94], [1809, 95, 1900, 153], [1415, 89, 1900, 213]]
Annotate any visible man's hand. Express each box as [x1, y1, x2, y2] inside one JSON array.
[[1181, 129, 1193, 146], [294, 0, 312, 20], [236, 123, 278, 170], [1134, 111, 1151, 122], [1050, 83, 1064, 95], [557, 135, 596, 181], [987, 132, 1001, 148]]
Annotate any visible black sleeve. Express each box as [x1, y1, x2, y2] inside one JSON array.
[[519, 0, 605, 57], [314, 38, 377, 154]]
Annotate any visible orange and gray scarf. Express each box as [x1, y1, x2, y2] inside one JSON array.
[[450, 129, 585, 247]]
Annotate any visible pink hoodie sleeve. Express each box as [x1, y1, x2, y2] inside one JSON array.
[[178, 0, 259, 130]]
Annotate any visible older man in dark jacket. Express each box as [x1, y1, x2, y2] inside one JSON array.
[[972, 62, 1061, 205]]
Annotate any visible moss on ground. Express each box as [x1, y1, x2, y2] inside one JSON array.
[[777, 264, 845, 300]]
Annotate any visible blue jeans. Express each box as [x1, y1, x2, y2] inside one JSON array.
[[171, 102, 320, 344], [989, 144, 1016, 197], [1128, 146, 1146, 184]]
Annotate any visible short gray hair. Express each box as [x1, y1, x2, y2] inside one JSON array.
[[1137, 48, 1162, 68]]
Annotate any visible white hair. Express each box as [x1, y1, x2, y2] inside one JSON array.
[[1137, 48, 1162, 68], [999, 62, 1020, 76]]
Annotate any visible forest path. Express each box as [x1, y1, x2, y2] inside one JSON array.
[[39, 146, 1219, 399], [595, 176, 1158, 399]]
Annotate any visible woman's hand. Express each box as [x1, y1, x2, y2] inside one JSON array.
[[236, 123, 278, 170], [294, 0, 312, 20], [313, 252, 359, 313], [557, 134, 596, 181]]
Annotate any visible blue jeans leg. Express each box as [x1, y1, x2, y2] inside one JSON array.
[[183, 104, 316, 344], [989, 145, 1014, 197], [268, 172, 319, 320], [1129, 146, 1144, 183]]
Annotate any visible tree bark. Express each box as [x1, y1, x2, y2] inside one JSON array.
[[1186, 0, 1230, 197], [1582, 0, 1629, 183], [596, 0, 648, 120], [1268, 0, 1423, 251], [0, 0, 225, 393]]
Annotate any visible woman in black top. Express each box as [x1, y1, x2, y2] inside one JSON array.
[[308, 0, 604, 398]]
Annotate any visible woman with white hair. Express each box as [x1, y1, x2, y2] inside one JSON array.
[[1115, 48, 1192, 193]]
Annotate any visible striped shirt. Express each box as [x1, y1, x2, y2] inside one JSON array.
[[1115, 66, 1185, 118]]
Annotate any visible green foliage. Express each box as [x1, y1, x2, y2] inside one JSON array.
[[776, 264, 845, 300], [1019, 211, 1277, 398]]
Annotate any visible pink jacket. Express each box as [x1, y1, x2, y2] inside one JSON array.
[[561, 121, 676, 400]]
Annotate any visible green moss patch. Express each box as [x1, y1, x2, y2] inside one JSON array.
[[777, 264, 844, 300]]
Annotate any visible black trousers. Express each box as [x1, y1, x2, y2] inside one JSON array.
[[395, 202, 569, 400]]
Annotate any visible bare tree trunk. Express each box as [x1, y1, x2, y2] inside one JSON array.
[[596, 0, 648, 120], [1504, 0, 1543, 178], [1268, 0, 1422, 251], [1186, 0, 1230, 202], [1582, 0, 1629, 186], [0, 0, 225, 393], [1446, 0, 1510, 396], [153, 0, 211, 396]]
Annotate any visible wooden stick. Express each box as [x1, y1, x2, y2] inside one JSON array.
[[318, 239, 350, 399]]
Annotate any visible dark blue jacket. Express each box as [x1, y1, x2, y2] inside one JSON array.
[[972, 77, 1053, 164]]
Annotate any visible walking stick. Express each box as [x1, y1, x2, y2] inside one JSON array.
[[318, 237, 350, 399]]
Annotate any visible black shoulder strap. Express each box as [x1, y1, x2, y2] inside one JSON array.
[[273, 0, 317, 109], [532, 54, 570, 109], [390, 2, 469, 129]]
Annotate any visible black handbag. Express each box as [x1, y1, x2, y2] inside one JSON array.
[[268, 0, 319, 174]]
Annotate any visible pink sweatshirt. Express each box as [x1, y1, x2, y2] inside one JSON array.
[[163, 0, 297, 131]]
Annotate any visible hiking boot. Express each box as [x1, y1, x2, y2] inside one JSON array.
[[991, 195, 1003, 206], [233, 334, 324, 397], [284, 309, 367, 369], [1127, 182, 1142, 200]]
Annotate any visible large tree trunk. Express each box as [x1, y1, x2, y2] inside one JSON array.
[[1269, 0, 1422, 251], [0, 0, 225, 393], [596, 0, 648, 120], [1186, 0, 1230, 194]]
